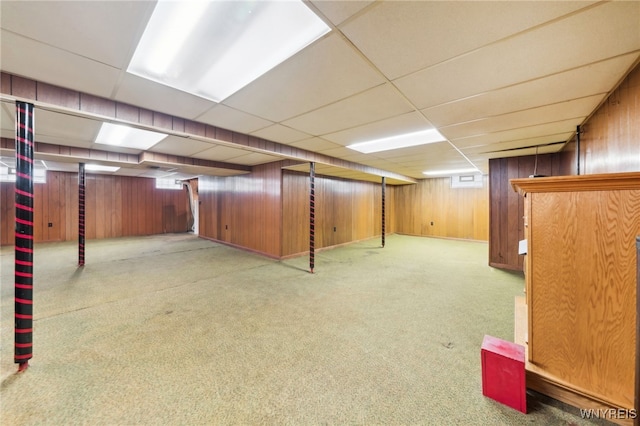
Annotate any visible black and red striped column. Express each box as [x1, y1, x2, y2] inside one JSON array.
[[14, 101, 35, 371], [78, 163, 85, 266], [381, 177, 386, 248], [309, 162, 315, 274]]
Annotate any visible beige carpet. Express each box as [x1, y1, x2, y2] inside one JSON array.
[[0, 234, 611, 425]]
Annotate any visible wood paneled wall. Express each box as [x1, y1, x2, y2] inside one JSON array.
[[488, 154, 563, 270], [560, 62, 640, 175], [394, 176, 488, 241], [198, 162, 282, 258], [1, 171, 189, 246], [281, 170, 394, 257], [489, 61, 640, 271]]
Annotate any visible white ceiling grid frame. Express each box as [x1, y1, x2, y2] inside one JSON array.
[[392, 1, 640, 110], [439, 94, 605, 141], [336, 1, 599, 80], [421, 53, 640, 129], [222, 32, 387, 122], [281, 83, 415, 136]]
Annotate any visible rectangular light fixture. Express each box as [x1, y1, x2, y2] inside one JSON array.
[[347, 129, 447, 154], [423, 168, 481, 176], [95, 123, 167, 151], [85, 164, 121, 173], [127, 0, 330, 102]]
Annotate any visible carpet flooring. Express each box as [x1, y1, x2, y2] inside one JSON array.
[[0, 234, 612, 425]]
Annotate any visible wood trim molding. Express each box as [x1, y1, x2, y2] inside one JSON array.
[[511, 172, 640, 195]]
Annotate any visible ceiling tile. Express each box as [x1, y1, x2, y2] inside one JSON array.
[[1, 31, 122, 99], [309, 0, 374, 26], [196, 104, 273, 134], [223, 33, 386, 122], [340, 1, 596, 80], [461, 136, 570, 156], [373, 141, 460, 161], [35, 108, 101, 141], [450, 119, 582, 150], [114, 73, 215, 120], [289, 137, 342, 152], [323, 111, 433, 146], [0, 1, 154, 69], [192, 145, 254, 162], [230, 152, 282, 166], [148, 135, 215, 157], [395, 1, 640, 109], [250, 124, 310, 144], [439, 94, 604, 140], [282, 83, 413, 136], [422, 53, 640, 128]]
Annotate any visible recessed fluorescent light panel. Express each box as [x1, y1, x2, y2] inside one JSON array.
[[127, 0, 331, 102], [95, 123, 168, 150], [347, 129, 447, 154], [423, 168, 481, 176], [85, 164, 121, 173]]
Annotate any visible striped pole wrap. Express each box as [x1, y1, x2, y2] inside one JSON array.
[[14, 101, 35, 369], [78, 163, 85, 266], [309, 162, 315, 273], [381, 177, 386, 248]]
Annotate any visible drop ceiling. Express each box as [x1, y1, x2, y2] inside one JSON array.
[[0, 0, 638, 184]]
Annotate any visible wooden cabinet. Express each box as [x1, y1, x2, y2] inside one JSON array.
[[511, 172, 640, 425]]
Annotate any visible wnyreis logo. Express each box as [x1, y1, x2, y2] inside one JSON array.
[[580, 408, 637, 420]]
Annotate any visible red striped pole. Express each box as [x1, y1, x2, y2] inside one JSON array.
[[15, 101, 35, 371], [79, 163, 85, 266], [309, 162, 315, 274], [381, 177, 386, 248]]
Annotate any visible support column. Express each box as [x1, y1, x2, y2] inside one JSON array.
[[381, 176, 386, 248], [14, 101, 35, 371], [79, 163, 85, 266], [309, 162, 315, 274]]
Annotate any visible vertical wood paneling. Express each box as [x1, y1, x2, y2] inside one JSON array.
[[281, 170, 391, 257], [49, 171, 63, 241], [281, 171, 309, 256], [394, 176, 489, 242], [85, 175, 97, 239], [488, 154, 562, 270], [489, 63, 639, 271], [560, 62, 640, 175], [0, 172, 190, 246], [95, 175, 106, 239]]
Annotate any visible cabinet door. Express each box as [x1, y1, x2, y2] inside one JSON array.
[[529, 189, 639, 409]]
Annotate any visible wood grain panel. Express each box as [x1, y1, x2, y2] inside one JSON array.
[[514, 173, 640, 414], [529, 188, 639, 409], [282, 170, 391, 257], [395, 176, 489, 242], [198, 163, 283, 257], [560, 61, 640, 175], [0, 172, 190, 246], [37, 82, 80, 109], [47, 171, 62, 241], [281, 171, 309, 256], [489, 154, 563, 270]]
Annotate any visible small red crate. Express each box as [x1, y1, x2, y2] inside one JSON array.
[[481, 335, 527, 413]]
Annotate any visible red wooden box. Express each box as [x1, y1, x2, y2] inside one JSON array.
[[481, 335, 527, 413]]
